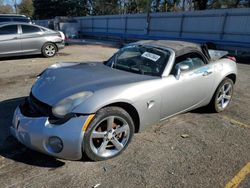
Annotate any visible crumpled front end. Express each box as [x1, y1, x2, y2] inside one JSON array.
[[10, 96, 90, 160]]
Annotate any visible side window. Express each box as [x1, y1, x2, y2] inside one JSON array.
[[171, 52, 206, 74], [177, 57, 194, 69], [191, 54, 206, 69], [22, 25, 41, 34], [0, 25, 18, 35]]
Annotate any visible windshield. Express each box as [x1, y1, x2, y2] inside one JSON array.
[[106, 45, 171, 76]]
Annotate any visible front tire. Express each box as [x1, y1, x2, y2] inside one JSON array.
[[209, 78, 234, 112], [42, 43, 57, 57], [83, 107, 135, 161]]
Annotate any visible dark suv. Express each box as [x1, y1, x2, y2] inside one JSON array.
[[0, 14, 32, 24]]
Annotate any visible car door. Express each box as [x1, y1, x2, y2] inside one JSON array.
[[0, 24, 21, 57], [160, 52, 214, 119], [20, 24, 44, 54]]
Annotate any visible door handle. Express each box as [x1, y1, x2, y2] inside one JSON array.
[[202, 71, 212, 76]]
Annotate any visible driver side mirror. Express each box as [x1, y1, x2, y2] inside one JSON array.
[[175, 64, 190, 80]]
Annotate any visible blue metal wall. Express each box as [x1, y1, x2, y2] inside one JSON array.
[[76, 8, 250, 48], [36, 8, 250, 50]]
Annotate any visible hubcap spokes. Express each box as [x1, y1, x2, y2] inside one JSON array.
[[90, 116, 130, 157], [217, 83, 232, 110], [45, 45, 55, 56]]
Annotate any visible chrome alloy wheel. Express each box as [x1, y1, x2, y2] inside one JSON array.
[[89, 116, 130, 158], [45, 44, 56, 56], [216, 82, 233, 111]]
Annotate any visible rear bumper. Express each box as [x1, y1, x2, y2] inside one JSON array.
[[10, 106, 88, 160], [56, 41, 65, 50]]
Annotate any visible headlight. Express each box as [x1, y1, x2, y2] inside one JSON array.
[[52, 91, 93, 118]]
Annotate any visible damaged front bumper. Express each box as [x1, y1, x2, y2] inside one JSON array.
[[10, 106, 89, 160]]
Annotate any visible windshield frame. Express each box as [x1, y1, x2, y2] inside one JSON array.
[[105, 45, 172, 77]]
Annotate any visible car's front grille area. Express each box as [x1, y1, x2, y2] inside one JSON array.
[[20, 93, 52, 117]]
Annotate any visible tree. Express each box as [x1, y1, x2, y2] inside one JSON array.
[[61, 0, 89, 17], [193, 0, 208, 10], [0, 0, 14, 14], [92, 0, 119, 15], [151, 0, 161, 12], [124, 0, 148, 14], [18, 0, 34, 17], [208, 0, 244, 8], [31, 0, 250, 18], [33, 0, 89, 19], [150, 0, 181, 12], [0, 5, 14, 14]]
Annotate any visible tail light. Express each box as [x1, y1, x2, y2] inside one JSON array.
[[227, 56, 236, 62]]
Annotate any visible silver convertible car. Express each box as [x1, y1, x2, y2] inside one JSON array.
[[11, 40, 237, 161], [0, 22, 65, 58]]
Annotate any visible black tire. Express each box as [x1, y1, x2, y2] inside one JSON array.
[[208, 78, 234, 113], [83, 107, 135, 161], [42, 42, 57, 57]]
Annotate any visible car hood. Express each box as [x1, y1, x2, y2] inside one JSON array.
[[32, 62, 154, 105]]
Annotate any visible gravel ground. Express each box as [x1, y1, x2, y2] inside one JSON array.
[[0, 44, 249, 188]]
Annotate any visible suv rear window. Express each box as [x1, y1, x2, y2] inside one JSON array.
[[0, 17, 12, 22], [13, 17, 30, 23], [0, 25, 18, 35]]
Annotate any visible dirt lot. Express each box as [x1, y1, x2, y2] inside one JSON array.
[[0, 44, 249, 188]]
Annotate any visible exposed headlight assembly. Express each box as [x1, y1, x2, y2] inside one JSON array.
[[52, 92, 93, 118]]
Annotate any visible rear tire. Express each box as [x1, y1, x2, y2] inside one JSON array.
[[83, 107, 135, 161], [42, 43, 57, 57], [208, 78, 234, 112]]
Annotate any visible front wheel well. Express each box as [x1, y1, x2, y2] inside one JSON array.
[[103, 102, 140, 133], [226, 73, 236, 84]]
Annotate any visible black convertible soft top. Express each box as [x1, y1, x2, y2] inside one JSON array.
[[134, 40, 211, 60]]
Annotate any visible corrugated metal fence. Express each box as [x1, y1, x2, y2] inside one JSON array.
[[36, 8, 250, 50]]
